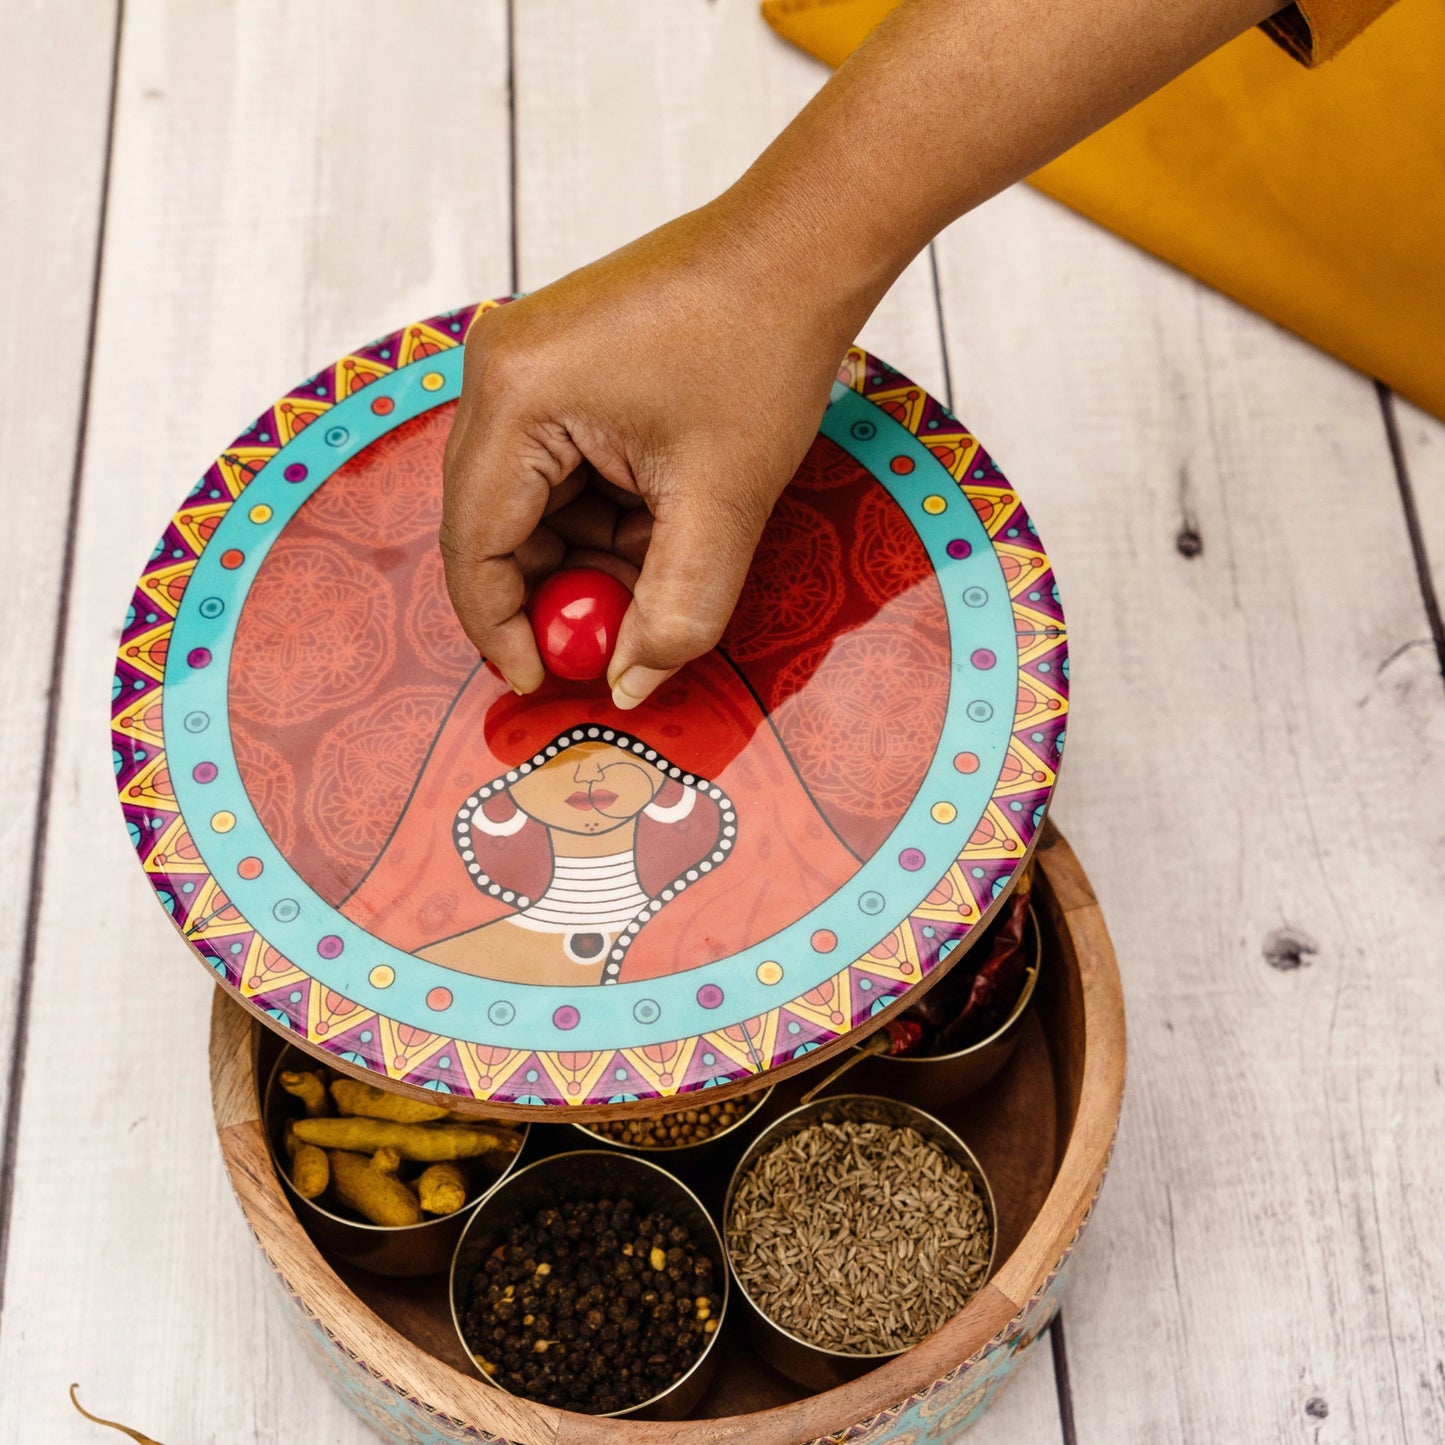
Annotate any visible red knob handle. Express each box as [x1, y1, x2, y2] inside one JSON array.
[[527, 567, 632, 682]]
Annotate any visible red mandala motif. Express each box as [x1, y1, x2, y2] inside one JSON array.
[[303, 407, 450, 547], [851, 483, 936, 610], [790, 434, 870, 491], [306, 686, 455, 871], [232, 727, 297, 856], [722, 493, 843, 662], [771, 621, 948, 827], [231, 538, 396, 727], [404, 548, 477, 677]]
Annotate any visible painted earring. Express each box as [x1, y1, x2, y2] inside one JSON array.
[[468, 797, 529, 837], [643, 786, 697, 825]]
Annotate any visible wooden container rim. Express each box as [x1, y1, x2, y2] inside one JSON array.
[[208, 823, 1124, 1445]]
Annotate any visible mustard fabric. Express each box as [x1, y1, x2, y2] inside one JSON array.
[[761, 0, 1445, 421]]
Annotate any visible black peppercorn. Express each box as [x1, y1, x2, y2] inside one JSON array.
[[457, 1193, 718, 1414]]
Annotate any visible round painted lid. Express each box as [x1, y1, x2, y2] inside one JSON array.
[[113, 301, 1068, 1113]]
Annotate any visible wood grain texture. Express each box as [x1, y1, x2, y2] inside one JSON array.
[[0, 5, 509, 1442], [933, 183, 1445, 1444], [208, 829, 1118, 1445], [0, 0, 117, 1182], [1391, 396, 1445, 671]]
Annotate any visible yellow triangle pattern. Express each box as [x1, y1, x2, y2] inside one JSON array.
[[308, 987, 372, 1046], [785, 969, 853, 1033], [922, 430, 981, 480], [275, 397, 330, 445], [962, 800, 1029, 861], [868, 383, 928, 434], [992, 541, 1051, 598], [996, 736, 1058, 798], [533, 1048, 616, 1106], [144, 816, 206, 877], [856, 922, 924, 984], [334, 354, 394, 400], [375, 1014, 455, 1083], [912, 862, 983, 927], [112, 689, 165, 746], [119, 750, 176, 812], [454, 1042, 531, 1098], [181, 881, 245, 940], [118, 623, 171, 681], [135, 559, 196, 618], [171, 502, 231, 556], [838, 347, 869, 393], [1015, 671, 1068, 731], [707, 1010, 780, 1076], [962, 486, 1020, 539], [623, 1037, 700, 1098], [398, 322, 456, 368], [238, 937, 309, 999], [216, 447, 274, 494]]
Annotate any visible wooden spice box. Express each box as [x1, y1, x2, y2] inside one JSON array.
[[208, 824, 1124, 1445]]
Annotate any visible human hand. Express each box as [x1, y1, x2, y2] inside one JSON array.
[[440, 194, 866, 710]]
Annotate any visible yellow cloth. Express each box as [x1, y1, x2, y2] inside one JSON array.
[[762, 0, 1445, 421]]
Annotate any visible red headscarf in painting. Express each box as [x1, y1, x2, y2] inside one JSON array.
[[341, 651, 861, 982]]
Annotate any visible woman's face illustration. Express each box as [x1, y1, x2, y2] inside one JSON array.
[[508, 741, 665, 835]]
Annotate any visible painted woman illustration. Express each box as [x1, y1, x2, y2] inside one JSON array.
[[340, 650, 864, 987]]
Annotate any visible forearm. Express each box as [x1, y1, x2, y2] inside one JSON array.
[[723, 0, 1283, 334]]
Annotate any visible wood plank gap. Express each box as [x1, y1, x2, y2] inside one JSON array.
[[0, 0, 125, 1324], [926, 242, 955, 412], [507, 0, 519, 295], [1048, 1313, 1080, 1445], [1375, 379, 1445, 687]]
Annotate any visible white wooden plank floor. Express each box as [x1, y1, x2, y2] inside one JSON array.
[[0, 0, 118, 1251], [1, 4, 1440, 1442]]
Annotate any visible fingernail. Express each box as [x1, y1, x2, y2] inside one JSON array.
[[611, 665, 671, 712]]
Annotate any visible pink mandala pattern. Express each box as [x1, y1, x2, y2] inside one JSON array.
[[304, 407, 450, 547], [231, 537, 395, 727], [306, 686, 456, 872], [405, 547, 477, 678], [852, 482, 943, 617], [721, 492, 844, 662], [771, 621, 950, 823], [232, 729, 297, 857], [791, 432, 870, 491]]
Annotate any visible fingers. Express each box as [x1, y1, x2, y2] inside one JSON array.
[[546, 488, 623, 552], [437, 538, 544, 694], [514, 527, 566, 587], [442, 360, 586, 692], [613, 507, 654, 568], [564, 547, 640, 591], [607, 485, 767, 711]]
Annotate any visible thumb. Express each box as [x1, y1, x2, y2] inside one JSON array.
[[607, 485, 768, 711]]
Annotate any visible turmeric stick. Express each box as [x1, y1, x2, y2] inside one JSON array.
[[328, 1149, 423, 1227], [279, 1069, 329, 1117], [416, 1162, 469, 1216], [281, 1120, 330, 1198], [370, 1145, 404, 1179], [293, 1116, 521, 1163], [330, 1077, 450, 1124], [291, 1144, 330, 1200]]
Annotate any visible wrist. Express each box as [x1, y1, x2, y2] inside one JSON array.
[[706, 163, 903, 355]]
